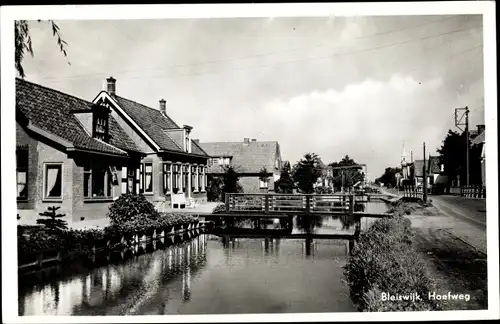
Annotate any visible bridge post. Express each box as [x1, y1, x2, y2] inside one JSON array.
[[305, 195, 311, 215], [264, 194, 269, 214], [349, 195, 354, 216], [225, 193, 230, 213]]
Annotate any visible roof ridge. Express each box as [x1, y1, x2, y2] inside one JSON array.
[[16, 78, 93, 106], [114, 94, 180, 128]]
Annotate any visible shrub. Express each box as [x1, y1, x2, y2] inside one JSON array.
[[212, 203, 226, 214], [107, 193, 159, 225], [343, 215, 436, 311]]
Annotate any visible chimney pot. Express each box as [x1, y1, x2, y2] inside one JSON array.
[[159, 99, 166, 115], [106, 77, 116, 96], [243, 138, 250, 144]]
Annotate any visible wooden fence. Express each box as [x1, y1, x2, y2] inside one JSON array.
[[460, 185, 486, 198], [225, 193, 354, 215], [18, 221, 210, 271], [402, 185, 428, 200]]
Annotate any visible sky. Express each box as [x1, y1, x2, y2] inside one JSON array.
[[20, 15, 485, 180]]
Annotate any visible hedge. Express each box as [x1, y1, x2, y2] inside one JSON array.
[[343, 215, 439, 311], [18, 213, 200, 262]]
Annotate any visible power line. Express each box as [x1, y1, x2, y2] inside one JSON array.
[[41, 24, 481, 82], [40, 16, 460, 81]]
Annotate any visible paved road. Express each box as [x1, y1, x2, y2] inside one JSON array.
[[429, 195, 486, 230]]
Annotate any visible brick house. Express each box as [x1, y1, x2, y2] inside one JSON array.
[[16, 78, 144, 223], [16, 77, 210, 223], [92, 77, 210, 210], [198, 138, 282, 193]]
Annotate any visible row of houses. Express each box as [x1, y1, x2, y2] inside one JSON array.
[[398, 124, 486, 191], [16, 77, 282, 223]]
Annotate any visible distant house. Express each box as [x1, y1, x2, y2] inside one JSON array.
[[16, 78, 144, 223], [92, 77, 210, 209], [471, 124, 486, 186], [198, 138, 282, 193], [412, 156, 446, 191]]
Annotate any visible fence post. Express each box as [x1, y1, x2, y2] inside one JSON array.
[[349, 195, 354, 216], [305, 195, 311, 215], [225, 193, 230, 213]]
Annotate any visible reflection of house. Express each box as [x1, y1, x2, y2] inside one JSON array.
[[16, 77, 209, 223], [471, 125, 486, 186], [199, 138, 282, 193], [16, 78, 144, 223]]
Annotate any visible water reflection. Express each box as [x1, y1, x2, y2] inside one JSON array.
[[19, 235, 208, 316]]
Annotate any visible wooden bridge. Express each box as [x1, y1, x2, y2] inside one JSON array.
[[218, 193, 392, 218]]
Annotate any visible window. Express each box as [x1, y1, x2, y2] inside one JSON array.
[[260, 179, 269, 189], [202, 166, 207, 192], [163, 163, 171, 194], [93, 112, 109, 142], [140, 162, 153, 194], [172, 164, 181, 191], [182, 164, 189, 192], [191, 165, 198, 192], [44, 163, 63, 200], [84, 166, 113, 198], [127, 168, 136, 194], [16, 149, 28, 200]]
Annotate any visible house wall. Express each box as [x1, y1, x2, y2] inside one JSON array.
[[16, 124, 75, 225], [238, 174, 277, 193], [16, 122, 132, 224], [71, 155, 127, 222]]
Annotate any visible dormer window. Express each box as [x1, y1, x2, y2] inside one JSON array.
[[183, 125, 193, 153], [92, 105, 109, 142]]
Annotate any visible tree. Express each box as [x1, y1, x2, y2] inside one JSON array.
[[328, 155, 365, 191], [221, 165, 243, 198], [15, 20, 70, 79], [375, 167, 402, 188], [291, 153, 323, 194], [437, 130, 482, 185], [258, 167, 270, 189], [275, 161, 294, 193], [206, 174, 223, 202], [37, 206, 68, 231]]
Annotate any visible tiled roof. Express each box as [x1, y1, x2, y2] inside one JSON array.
[[199, 141, 280, 174], [427, 155, 441, 174], [112, 95, 208, 156], [471, 131, 485, 145], [16, 78, 138, 156]]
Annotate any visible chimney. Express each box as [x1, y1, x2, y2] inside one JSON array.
[[159, 99, 166, 115], [106, 77, 116, 96], [477, 124, 485, 135], [243, 138, 250, 145], [251, 139, 257, 142]]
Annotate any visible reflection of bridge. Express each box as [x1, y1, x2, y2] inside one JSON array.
[[219, 193, 392, 218]]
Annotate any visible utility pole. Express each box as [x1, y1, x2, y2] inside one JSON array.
[[423, 142, 427, 203], [455, 106, 470, 186]]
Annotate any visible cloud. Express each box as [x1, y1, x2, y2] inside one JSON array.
[[258, 74, 448, 178]]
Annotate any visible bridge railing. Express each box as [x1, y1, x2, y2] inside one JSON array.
[[225, 193, 355, 215]]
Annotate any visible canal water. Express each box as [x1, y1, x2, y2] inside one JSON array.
[[18, 201, 388, 315]]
